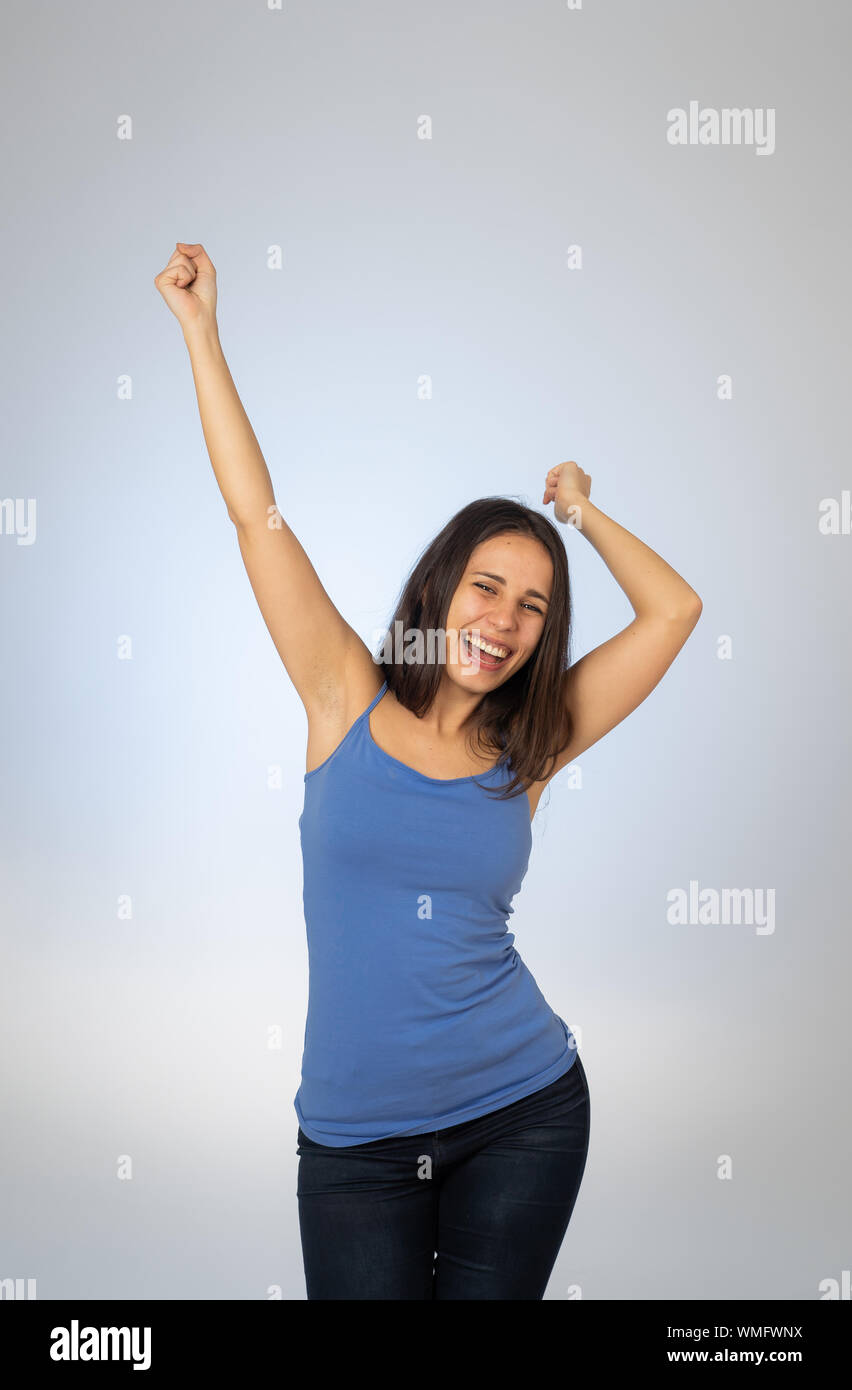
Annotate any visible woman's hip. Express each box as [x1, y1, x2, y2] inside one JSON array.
[[296, 1050, 590, 1175]]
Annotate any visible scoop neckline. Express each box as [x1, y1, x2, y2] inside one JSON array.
[[367, 681, 504, 785]]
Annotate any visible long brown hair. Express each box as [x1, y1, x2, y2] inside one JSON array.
[[373, 497, 575, 800]]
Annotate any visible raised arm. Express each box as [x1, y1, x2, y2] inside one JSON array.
[[154, 242, 371, 714], [541, 460, 703, 779]]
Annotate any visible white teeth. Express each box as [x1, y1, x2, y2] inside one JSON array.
[[467, 633, 510, 659]]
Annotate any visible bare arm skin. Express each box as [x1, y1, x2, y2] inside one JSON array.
[[155, 248, 701, 793], [539, 462, 702, 785], [155, 243, 375, 721]]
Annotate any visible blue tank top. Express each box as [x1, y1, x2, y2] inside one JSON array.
[[294, 679, 577, 1146]]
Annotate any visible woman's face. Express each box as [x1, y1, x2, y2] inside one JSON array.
[[442, 532, 553, 690]]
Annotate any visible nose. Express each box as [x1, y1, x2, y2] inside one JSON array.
[[484, 596, 518, 636]]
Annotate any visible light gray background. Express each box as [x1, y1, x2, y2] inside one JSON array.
[[1, 0, 849, 1300]]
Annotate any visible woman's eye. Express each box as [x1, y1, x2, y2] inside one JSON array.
[[474, 582, 542, 615]]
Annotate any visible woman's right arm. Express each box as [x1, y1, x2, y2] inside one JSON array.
[[155, 243, 372, 715]]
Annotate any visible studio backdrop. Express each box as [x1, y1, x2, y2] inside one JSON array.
[[1, 0, 848, 1300]]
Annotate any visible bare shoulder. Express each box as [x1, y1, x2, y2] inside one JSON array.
[[303, 637, 386, 775]]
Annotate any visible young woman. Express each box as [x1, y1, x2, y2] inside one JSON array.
[[155, 242, 703, 1300]]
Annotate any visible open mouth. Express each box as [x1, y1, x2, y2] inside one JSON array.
[[462, 631, 513, 670]]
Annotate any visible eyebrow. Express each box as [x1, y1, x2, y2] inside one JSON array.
[[473, 571, 551, 604]]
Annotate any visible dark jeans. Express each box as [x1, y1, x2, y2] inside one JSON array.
[[296, 1052, 590, 1300]]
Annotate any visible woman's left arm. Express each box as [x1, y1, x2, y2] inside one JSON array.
[[543, 462, 702, 772]]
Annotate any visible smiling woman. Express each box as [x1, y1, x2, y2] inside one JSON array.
[[155, 240, 702, 1301], [460, 569, 548, 664], [371, 498, 575, 801]]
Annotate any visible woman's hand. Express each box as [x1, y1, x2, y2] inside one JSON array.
[[542, 460, 591, 525], [154, 242, 218, 335]]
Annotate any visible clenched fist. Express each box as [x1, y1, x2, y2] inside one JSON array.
[[542, 461, 591, 525], [154, 242, 218, 334]]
